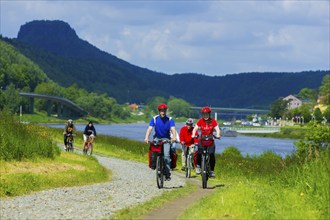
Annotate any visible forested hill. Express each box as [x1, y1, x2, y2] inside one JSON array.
[[5, 20, 329, 108]]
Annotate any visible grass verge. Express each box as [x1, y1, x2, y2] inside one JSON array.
[[0, 152, 110, 197], [112, 182, 196, 219]]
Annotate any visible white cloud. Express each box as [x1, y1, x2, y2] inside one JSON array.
[[1, 0, 329, 75]]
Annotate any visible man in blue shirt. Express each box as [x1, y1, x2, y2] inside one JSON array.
[[144, 103, 177, 180]]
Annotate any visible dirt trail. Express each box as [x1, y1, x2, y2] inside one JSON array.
[[141, 174, 220, 220]]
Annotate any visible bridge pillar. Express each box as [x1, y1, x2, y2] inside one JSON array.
[[57, 103, 63, 118], [29, 97, 34, 114], [47, 100, 52, 116]]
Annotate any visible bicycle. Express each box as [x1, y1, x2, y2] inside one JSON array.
[[183, 144, 196, 178], [83, 134, 94, 156], [65, 133, 75, 152], [200, 135, 219, 189], [149, 138, 172, 189]]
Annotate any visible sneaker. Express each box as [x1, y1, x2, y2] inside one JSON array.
[[196, 166, 201, 174], [64, 145, 67, 150], [165, 176, 171, 181], [181, 166, 185, 171], [210, 171, 215, 178]]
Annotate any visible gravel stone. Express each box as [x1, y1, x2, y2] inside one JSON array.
[[0, 155, 186, 219]]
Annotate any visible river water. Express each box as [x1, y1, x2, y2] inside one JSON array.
[[46, 123, 297, 157]]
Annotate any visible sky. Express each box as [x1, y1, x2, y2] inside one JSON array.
[[1, 0, 329, 76]]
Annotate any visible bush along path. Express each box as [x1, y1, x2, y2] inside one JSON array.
[[0, 155, 186, 219]]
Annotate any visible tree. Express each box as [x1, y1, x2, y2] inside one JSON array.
[[323, 106, 330, 122], [295, 124, 330, 161], [167, 97, 192, 118], [269, 98, 288, 119], [3, 83, 20, 113], [147, 96, 167, 114], [300, 104, 312, 123], [298, 88, 318, 101], [313, 107, 323, 123], [319, 74, 330, 105], [33, 82, 65, 112], [0, 90, 5, 110]]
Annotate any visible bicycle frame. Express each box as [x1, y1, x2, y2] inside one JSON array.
[[200, 135, 214, 189], [152, 138, 171, 189], [201, 146, 210, 189], [184, 145, 195, 178], [66, 133, 74, 152], [84, 136, 94, 156]]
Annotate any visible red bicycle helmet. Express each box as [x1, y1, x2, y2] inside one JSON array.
[[157, 103, 168, 110], [201, 106, 211, 113]]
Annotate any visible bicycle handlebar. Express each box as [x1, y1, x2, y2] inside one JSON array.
[[192, 135, 220, 140], [148, 138, 178, 144]]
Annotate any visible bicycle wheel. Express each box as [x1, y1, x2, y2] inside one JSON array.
[[156, 155, 164, 189], [186, 155, 191, 178], [185, 156, 188, 178], [201, 154, 208, 189], [86, 143, 93, 156], [67, 142, 73, 152]]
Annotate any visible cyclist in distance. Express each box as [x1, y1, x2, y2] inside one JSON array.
[[144, 103, 177, 181], [191, 106, 221, 177], [179, 118, 196, 171], [63, 119, 76, 150], [83, 121, 97, 149]]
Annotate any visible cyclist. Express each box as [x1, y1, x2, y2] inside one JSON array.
[[191, 106, 221, 177], [63, 119, 77, 150], [179, 118, 196, 171], [83, 121, 97, 149], [144, 103, 177, 181]]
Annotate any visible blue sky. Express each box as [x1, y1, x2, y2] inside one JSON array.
[[1, 0, 329, 76]]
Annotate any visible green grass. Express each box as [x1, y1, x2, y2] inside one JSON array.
[[113, 182, 196, 219], [0, 152, 110, 197], [0, 111, 110, 197], [179, 177, 321, 219]]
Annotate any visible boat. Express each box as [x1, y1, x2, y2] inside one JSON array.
[[220, 127, 238, 137]]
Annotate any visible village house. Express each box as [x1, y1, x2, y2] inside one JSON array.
[[283, 95, 302, 109]]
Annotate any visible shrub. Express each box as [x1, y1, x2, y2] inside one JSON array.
[[221, 146, 243, 158], [294, 124, 330, 162], [0, 111, 60, 161]]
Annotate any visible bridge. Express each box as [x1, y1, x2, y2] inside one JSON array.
[[19, 92, 88, 119], [190, 106, 269, 119]]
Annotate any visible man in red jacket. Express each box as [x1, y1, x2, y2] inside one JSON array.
[[179, 118, 196, 171]]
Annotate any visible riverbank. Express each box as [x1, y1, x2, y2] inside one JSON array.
[[240, 125, 310, 139]]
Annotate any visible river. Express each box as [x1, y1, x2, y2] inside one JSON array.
[[46, 123, 296, 157]]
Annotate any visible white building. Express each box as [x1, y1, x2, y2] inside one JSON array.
[[283, 95, 302, 109]]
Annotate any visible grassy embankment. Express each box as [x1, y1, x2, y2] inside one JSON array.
[[0, 112, 110, 197]]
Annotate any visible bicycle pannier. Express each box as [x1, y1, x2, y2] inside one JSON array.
[[148, 143, 161, 169], [170, 150, 177, 169]]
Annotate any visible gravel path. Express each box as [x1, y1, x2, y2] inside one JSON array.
[[0, 155, 186, 219]]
